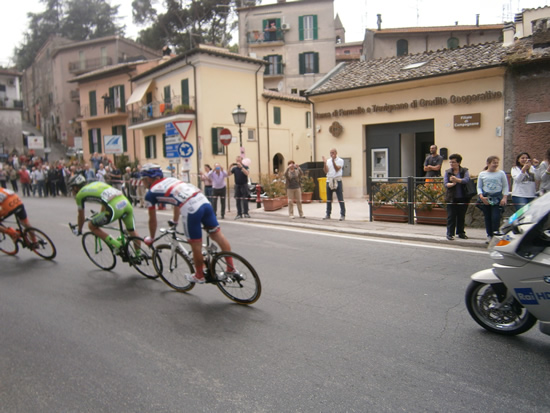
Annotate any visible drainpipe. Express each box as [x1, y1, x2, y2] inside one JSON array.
[[265, 97, 273, 173], [255, 64, 263, 178], [126, 72, 137, 161], [306, 97, 316, 161]]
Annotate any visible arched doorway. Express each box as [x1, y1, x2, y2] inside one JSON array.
[[273, 153, 284, 174]]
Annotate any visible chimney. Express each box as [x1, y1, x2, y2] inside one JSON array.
[[502, 22, 515, 46], [377, 14, 382, 31], [514, 12, 524, 39], [476, 14, 480, 27]]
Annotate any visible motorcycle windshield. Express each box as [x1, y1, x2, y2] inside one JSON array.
[[508, 192, 550, 225]]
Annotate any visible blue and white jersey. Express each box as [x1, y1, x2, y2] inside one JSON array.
[[144, 177, 206, 209]]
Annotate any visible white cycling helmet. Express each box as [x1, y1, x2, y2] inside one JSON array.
[[68, 174, 86, 189], [140, 163, 163, 179]]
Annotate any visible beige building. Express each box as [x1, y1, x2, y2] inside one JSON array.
[[21, 36, 161, 150], [0, 69, 23, 156], [237, 0, 336, 96], [123, 45, 311, 187], [307, 42, 507, 198]]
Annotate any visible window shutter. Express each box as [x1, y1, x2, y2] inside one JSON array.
[[263, 56, 269, 75], [153, 135, 157, 158], [274, 107, 281, 125], [162, 133, 167, 157], [89, 91, 97, 116], [211, 128, 219, 154], [145, 136, 150, 158], [164, 86, 171, 103], [88, 129, 94, 153], [313, 15, 318, 40], [277, 55, 283, 74], [299, 16, 304, 41], [313, 52, 319, 73], [122, 126, 127, 152], [181, 79, 189, 106], [119, 86, 125, 112], [275, 18, 281, 29], [299, 53, 305, 74]]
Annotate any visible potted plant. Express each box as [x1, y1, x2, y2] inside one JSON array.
[[372, 182, 408, 222], [301, 173, 315, 203], [260, 173, 286, 211], [415, 182, 447, 225], [174, 104, 195, 114]]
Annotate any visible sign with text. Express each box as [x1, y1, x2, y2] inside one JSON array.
[[104, 135, 123, 154], [454, 113, 481, 129], [28, 136, 45, 149], [165, 143, 181, 158]]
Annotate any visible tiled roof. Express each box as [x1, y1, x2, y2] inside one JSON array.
[[262, 90, 308, 103], [307, 42, 507, 96]]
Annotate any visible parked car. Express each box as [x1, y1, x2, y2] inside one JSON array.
[[66, 147, 83, 158]]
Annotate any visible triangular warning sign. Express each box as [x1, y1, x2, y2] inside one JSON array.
[[173, 120, 193, 140]]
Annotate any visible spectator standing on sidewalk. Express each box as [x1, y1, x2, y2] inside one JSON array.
[[8, 165, 18, 192], [535, 148, 550, 195], [511, 151, 538, 211], [209, 163, 228, 219], [423, 145, 443, 181], [19, 165, 31, 197], [229, 156, 250, 219], [443, 154, 471, 240], [284, 161, 304, 219], [200, 164, 213, 202], [0, 166, 7, 188], [322, 148, 346, 221]]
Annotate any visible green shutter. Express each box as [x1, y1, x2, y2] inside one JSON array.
[[313, 15, 318, 40], [89, 91, 97, 116], [211, 128, 219, 154], [299, 53, 305, 74], [299, 16, 304, 41], [164, 86, 171, 103], [145, 136, 150, 158], [274, 107, 281, 125], [277, 55, 283, 74], [181, 79, 189, 106], [119, 86, 125, 112], [313, 52, 319, 73], [162, 133, 167, 157], [153, 135, 157, 158], [122, 126, 127, 152], [263, 56, 269, 75], [88, 129, 94, 153]]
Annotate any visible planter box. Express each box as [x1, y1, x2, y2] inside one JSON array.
[[262, 197, 285, 211], [302, 192, 313, 203], [416, 208, 447, 226], [372, 205, 408, 223]]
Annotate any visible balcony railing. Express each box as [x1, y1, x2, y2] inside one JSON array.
[[128, 96, 195, 126], [265, 62, 284, 76], [247, 29, 285, 44], [78, 102, 126, 119], [68, 57, 113, 74], [0, 98, 24, 109]]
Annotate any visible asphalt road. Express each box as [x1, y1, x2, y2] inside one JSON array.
[[1, 196, 549, 412]]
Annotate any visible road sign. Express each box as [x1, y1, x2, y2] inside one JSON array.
[[220, 128, 232, 146], [165, 122, 178, 137], [178, 142, 194, 158], [174, 121, 193, 140], [165, 143, 181, 158], [104, 135, 123, 154]]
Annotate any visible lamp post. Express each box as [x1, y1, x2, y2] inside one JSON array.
[[232, 104, 247, 152]]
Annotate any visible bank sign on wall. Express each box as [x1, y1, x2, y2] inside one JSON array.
[[314, 90, 502, 120]]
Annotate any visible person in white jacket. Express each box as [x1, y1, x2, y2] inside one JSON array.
[[535, 148, 550, 195], [511, 151, 539, 211]]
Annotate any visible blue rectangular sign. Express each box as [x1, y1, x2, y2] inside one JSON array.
[[165, 122, 178, 137], [165, 143, 180, 158]]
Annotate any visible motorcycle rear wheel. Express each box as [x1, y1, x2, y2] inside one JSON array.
[[465, 281, 537, 336]]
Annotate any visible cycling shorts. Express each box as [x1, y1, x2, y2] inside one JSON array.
[[0, 204, 27, 223], [91, 195, 135, 231], [180, 196, 219, 241]]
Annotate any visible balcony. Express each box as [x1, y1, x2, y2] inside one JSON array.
[[128, 97, 195, 129], [78, 102, 127, 120], [0, 98, 24, 110], [247, 29, 285, 45], [70, 90, 80, 101], [68, 57, 113, 75]]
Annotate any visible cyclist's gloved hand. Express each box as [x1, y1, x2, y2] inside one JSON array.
[[168, 220, 178, 227], [144, 236, 154, 246]]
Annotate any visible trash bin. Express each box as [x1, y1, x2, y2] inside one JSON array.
[[318, 177, 327, 202]]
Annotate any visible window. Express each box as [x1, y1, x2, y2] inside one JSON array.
[[181, 79, 189, 106], [263, 18, 280, 41], [145, 135, 156, 159], [299, 15, 318, 41], [164, 86, 171, 103], [248, 129, 256, 141], [89, 91, 97, 116], [299, 52, 319, 74], [101, 47, 107, 66], [211, 128, 226, 155], [273, 107, 281, 125], [88, 128, 101, 153], [447, 37, 459, 49], [112, 125, 127, 152], [264, 55, 283, 75], [397, 39, 408, 56], [109, 85, 125, 112], [306, 111, 311, 128]]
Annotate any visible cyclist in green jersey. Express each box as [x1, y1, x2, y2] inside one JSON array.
[[68, 175, 140, 251]]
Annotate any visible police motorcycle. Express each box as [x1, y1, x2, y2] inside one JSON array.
[[465, 192, 550, 336]]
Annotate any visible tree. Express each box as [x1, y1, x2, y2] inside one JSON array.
[[14, 0, 125, 70]]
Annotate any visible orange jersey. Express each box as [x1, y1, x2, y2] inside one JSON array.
[[0, 188, 23, 219]]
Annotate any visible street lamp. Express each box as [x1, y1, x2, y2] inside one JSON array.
[[232, 104, 247, 149]]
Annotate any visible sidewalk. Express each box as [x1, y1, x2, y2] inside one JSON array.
[[226, 197, 489, 250]]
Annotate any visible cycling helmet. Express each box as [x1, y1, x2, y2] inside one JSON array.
[[68, 174, 86, 189], [140, 163, 163, 179]]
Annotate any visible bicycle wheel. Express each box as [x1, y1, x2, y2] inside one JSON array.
[[153, 244, 195, 292], [211, 252, 261, 304], [24, 227, 57, 260], [82, 232, 116, 270], [0, 232, 18, 255], [126, 236, 159, 280]]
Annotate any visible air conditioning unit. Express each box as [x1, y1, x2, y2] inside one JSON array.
[[281, 23, 290, 31]]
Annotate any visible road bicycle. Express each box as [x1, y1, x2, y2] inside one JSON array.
[[69, 217, 158, 280], [0, 217, 57, 260], [152, 223, 261, 305]]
